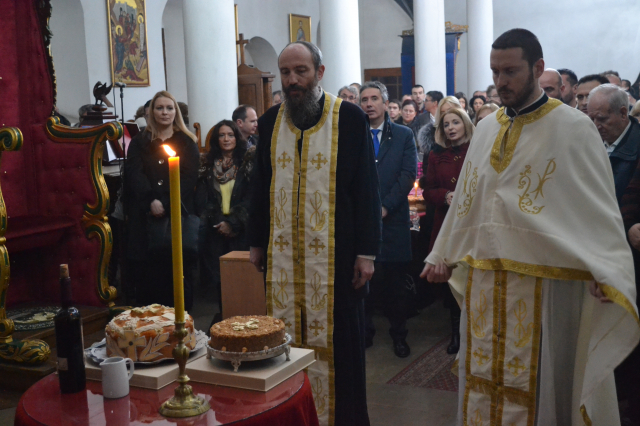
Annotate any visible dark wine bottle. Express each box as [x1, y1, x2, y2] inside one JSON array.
[[54, 264, 86, 394]]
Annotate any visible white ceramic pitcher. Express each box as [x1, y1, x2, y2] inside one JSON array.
[[100, 357, 134, 399]]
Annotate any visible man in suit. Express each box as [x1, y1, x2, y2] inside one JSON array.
[[360, 81, 417, 357]]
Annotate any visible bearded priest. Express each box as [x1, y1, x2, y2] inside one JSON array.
[[421, 29, 639, 426], [248, 41, 382, 426]]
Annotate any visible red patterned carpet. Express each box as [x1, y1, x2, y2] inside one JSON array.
[[387, 336, 459, 392]]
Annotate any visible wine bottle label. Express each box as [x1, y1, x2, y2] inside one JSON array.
[[58, 357, 69, 371]]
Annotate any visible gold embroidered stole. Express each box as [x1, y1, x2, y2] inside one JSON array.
[[464, 268, 542, 426], [266, 92, 340, 426]]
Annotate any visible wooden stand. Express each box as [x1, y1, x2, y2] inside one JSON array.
[[237, 64, 275, 117], [219, 251, 266, 319]]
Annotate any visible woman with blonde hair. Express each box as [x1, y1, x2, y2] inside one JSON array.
[[473, 102, 500, 126], [124, 90, 200, 310], [416, 96, 462, 160], [423, 108, 474, 354]]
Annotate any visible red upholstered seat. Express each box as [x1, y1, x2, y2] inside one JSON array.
[[6, 216, 76, 253]]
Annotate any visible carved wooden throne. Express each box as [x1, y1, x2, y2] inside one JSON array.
[[0, 0, 121, 365]]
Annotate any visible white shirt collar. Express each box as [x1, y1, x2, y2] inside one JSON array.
[[605, 120, 632, 154]]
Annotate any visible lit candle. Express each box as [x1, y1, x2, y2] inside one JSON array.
[[414, 181, 418, 197], [163, 144, 185, 323]]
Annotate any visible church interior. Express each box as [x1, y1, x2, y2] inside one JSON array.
[[1, 0, 640, 425]]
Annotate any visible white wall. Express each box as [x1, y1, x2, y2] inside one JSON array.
[[163, 0, 188, 104], [50, 0, 91, 123], [493, 0, 640, 82], [358, 0, 412, 73]]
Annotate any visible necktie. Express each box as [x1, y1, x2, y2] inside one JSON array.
[[371, 129, 380, 158]]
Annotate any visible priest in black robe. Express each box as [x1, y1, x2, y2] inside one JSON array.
[[248, 41, 381, 426]]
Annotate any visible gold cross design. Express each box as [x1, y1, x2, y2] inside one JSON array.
[[472, 347, 490, 366], [277, 152, 292, 169], [274, 235, 290, 253], [507, 357, 526, 377], [117, 330, 147, 361], [279, 317, 292, 328], [311, 152, 328, 170], [308, 237, 326, 255], [309, 319, 325, 336]]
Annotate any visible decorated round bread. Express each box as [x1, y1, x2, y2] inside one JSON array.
[[209, 315, 286, 353], [105, 304, 196, 362]]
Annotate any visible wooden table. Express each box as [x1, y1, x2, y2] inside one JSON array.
[[15, 371, 318, 426]]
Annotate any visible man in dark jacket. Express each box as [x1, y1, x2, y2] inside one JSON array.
[[360, 81, 417, 358], [587, 84, 640, 204], [590, 84, 640, 424]]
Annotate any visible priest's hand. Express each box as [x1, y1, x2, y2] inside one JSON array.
[[353, 258, 374, 289], [420, 261, 453, 283], [629, 224, 640, 250], [250, 247, 264, 272], [589, 281, 612, 303], [150, 199, 165, 217]]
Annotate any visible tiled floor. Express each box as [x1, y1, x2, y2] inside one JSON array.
[[0, 286, 460, 426]]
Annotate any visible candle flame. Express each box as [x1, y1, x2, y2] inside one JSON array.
[[163, 144, 176, 157], [414, 182, 418, 189]]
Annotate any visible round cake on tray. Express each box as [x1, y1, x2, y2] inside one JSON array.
[[105, 304, 196, 362], [209, 315, 286, 353]]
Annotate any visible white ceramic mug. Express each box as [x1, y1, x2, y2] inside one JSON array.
[[100, 357, 134, 399]]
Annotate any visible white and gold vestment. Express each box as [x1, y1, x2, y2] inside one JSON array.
[[266, 92, 341, 426], [427, 98, 640, 426]]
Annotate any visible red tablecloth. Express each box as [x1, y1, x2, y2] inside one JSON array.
[[15, 371, 318, 426]]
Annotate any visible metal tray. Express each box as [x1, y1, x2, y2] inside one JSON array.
[[206, 333, 292, 372]]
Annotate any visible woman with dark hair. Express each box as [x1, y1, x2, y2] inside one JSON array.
[[454, 92, 471, 117], [396, 99, 420, 139], [124, 90, 200, 310], [468, 95, 486, 121], [197, 119, 255, 319]]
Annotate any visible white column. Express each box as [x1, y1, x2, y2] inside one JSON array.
[[414, 0, 447, 94], [183, 0, 238, 146], [466, 0, 494, 94], [319, 0, 362, 95]]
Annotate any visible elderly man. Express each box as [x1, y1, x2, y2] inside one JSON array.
[[423, 28, 638, 425], [248, 41, 381, 426], [588, 84, 640, 203], [338, 85, 358, 103], [558, 68, 578, 107], [359, 81, 416, 358], [576, 74, 609, 114], [539, 68, 564, 100], [602, 70, 623, 86]]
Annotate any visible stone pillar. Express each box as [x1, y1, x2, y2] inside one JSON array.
[[183, 0, 238, 146], [466, 0, 494, 94], [319, 0, 362, 94], [414, 0, 447, 94]]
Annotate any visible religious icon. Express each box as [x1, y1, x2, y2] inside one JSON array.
[[107, 0, 150, 87], [289, 14, 311, 43]]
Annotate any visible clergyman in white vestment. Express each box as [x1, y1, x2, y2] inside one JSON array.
[[423, 29, 640, 426]]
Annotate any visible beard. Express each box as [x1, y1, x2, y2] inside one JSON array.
[[498, 70, 537, 110], [283, 75, 321, 129]]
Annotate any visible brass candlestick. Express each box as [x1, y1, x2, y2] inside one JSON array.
[[159, 322, 210, 417]]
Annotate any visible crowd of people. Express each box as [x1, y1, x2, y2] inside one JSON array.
[[101, 29, 640, 425]]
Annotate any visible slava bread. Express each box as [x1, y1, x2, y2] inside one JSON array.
[[105, 304, 196, 362], [209, 315, 286, 353]]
